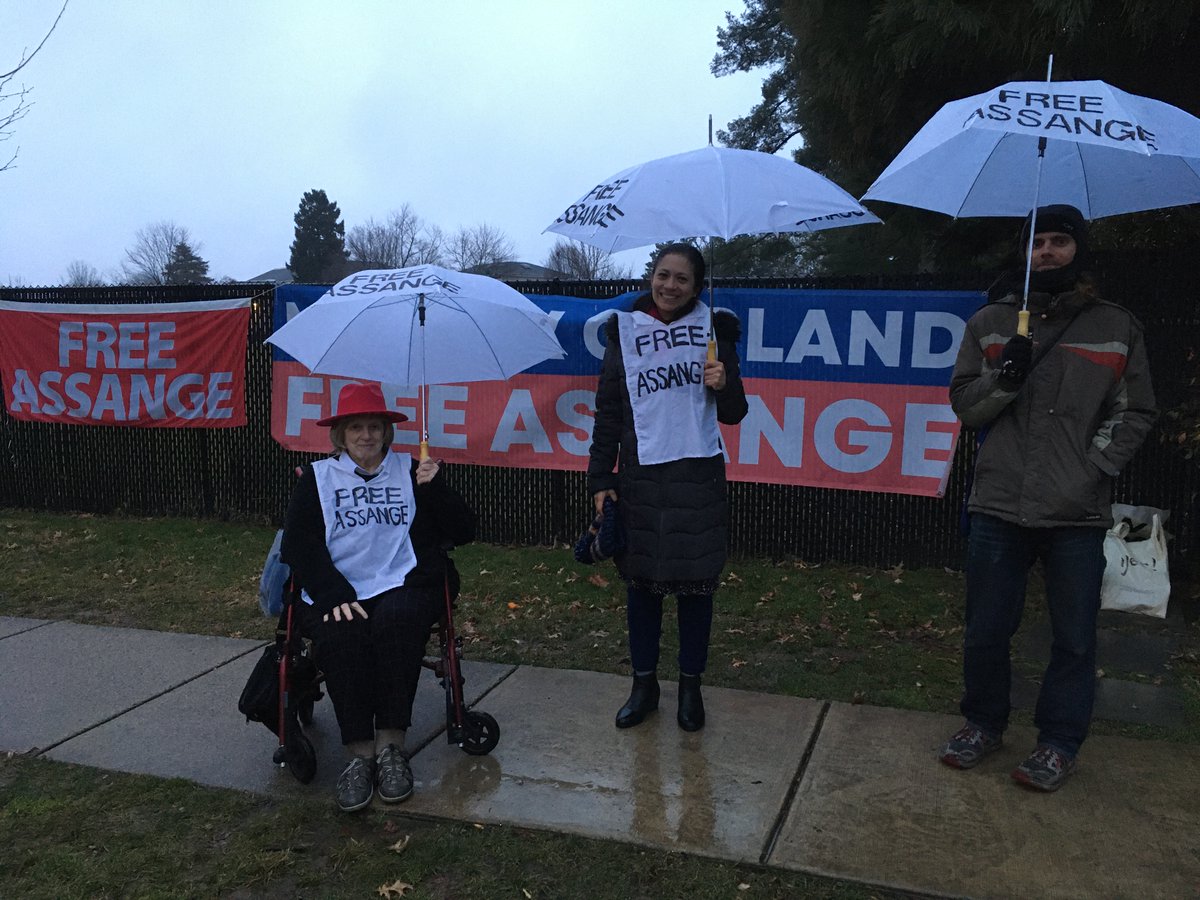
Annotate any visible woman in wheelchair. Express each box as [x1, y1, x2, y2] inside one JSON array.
[[281, 381, 475, 812]]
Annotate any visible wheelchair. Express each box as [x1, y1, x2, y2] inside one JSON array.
[[249, 565, 501, 785]]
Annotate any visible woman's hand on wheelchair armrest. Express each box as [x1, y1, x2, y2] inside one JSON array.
[[323, 601, 369, 623]]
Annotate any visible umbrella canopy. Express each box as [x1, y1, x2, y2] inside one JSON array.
[[545, 144, 879, 253], [862, 79, 1200, 219], [265, 265, 565, 387]]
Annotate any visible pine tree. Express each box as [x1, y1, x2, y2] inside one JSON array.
[[287, 189, 349, 282], [712, 0, 1200, 272], [163, 241, 211, 284]]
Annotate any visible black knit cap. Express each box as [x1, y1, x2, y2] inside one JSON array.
[[1020, 204, 1088, 253]]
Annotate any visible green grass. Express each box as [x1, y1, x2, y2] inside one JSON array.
[[1, 508, 1197, 736], [0, 757, 894, 900], [1, 508, 1198, 897]]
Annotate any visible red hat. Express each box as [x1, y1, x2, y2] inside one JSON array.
[[316, 382, 408, 427]]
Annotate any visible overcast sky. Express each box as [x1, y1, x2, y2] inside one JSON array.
[[1, 0, 768, 286]]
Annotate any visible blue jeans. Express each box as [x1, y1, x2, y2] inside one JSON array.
[[962, 513, 1105, 757], [626, 586, 713, 676]]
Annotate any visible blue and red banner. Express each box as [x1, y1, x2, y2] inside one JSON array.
[[0, 298, 251, 428], [270, 286, 982, 496]]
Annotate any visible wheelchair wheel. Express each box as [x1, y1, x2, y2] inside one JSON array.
[[285, 728, 317, 784], [460, 710, 500, 756]]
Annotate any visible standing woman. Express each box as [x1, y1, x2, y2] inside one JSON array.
[[281, 382, 475, 812], [588, 243, 748, 731]]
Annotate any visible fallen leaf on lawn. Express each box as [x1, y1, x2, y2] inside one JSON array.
[[588, 573, 610, 588], [473, 822, 485, 829], [478, 568, 492, 575], [731, 658, 746, 668], [388, 835, 410, 854], [851, 592, 863, 601], [377, 879, 412, 898], [523, 890, 533, 899], [738, 884, 751, 892], [725, 628, 745, 634], [507, 601, 520, 610]]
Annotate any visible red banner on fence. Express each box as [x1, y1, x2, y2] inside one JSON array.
[[0, 299, 251, 428]]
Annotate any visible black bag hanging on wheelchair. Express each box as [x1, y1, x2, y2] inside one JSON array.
[[238, 644, 283, 734]]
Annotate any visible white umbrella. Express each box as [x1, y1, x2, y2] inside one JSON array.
[[861, 76, 1200, 332], [546, 141, 879, 355], [547, 143, 879, 253], [266, 264, 565, 456], [862, 79, 1200, 219]]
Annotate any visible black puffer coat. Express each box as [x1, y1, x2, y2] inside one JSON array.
[[587, 296, 748, 587]]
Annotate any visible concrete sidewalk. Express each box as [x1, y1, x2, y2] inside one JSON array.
[[2, 615, 1197, 899]]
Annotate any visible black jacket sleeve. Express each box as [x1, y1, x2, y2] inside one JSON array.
[[713, 311, 748, 426], [404, 463, 478, 591], [280, 463, 356, 615], [587, 315, 624, 496]]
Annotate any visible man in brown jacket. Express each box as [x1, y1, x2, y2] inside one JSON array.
[[938, 205, 1157, 791]]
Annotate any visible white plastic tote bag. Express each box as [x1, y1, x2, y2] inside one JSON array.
[[1100, 513, 1170, 618]]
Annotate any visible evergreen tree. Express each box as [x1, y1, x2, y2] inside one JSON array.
[[288, 189, 349, 282], [163, 241, 211, 284], [712, 1, 1200, 272]]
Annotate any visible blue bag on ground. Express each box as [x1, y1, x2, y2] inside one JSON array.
[[258, 529, 291, 617]]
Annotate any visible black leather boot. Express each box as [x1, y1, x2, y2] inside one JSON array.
[[615, 673, 660, 728], [677, 674, 705, 732]]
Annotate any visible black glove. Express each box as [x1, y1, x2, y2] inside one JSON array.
[[997, 334, 1033, 388]]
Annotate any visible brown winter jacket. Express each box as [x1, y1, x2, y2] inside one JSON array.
[[950, 287, 1157, 529]]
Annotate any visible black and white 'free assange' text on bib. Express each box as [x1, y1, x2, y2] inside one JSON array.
[[306, 451, 417, 603], [617, 303, 719, 465]]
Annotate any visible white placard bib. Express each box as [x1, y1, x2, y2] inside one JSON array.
[[617, 303, 719, 466], [306, 451, 418, 603]]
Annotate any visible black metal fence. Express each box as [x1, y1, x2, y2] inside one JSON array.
[[2, 257, 1196, 572]]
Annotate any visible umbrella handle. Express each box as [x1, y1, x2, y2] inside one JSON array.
[[419, 439, 430, 461], [706, 340, 716, 362], [1017, 310, 1030, 337]]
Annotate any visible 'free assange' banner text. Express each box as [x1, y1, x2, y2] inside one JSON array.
[[270, 286, 982, 497], [0, 298, 251, 428]]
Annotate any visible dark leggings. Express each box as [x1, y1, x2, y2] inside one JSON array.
[[626, 585, 714, 676], [306, 585, 443, 745]]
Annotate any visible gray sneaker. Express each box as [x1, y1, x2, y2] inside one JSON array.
[[335, 756, 376, 812], [1012, 744, 1077, 792], [376, 744, 414, 804], [939, 723, 1002, 769]]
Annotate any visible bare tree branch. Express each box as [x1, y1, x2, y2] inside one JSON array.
[[346, 204, 444, 268], [446, 223, 516, 271], [0, 1, 69, 80], [543, 238, 629, 279], [1, 1, 70, 172], [122, 221, 194, 285], [63, 260, 105, 286]]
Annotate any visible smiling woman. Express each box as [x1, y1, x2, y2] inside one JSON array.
[[588, 242, 749, 734], [281, 380, 476, 812]]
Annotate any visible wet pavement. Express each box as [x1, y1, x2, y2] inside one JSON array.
[[2, 615, 1198, 899]]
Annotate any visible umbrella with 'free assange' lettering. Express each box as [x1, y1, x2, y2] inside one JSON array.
[[266, 265, 564, 457], [862, 76, 1200, 331]]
